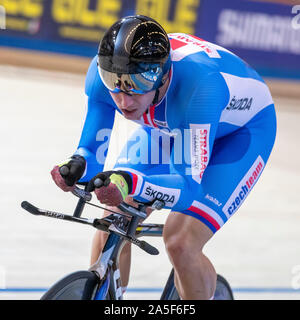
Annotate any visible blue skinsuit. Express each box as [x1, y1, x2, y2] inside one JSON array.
[[75, 34, 276, 233]]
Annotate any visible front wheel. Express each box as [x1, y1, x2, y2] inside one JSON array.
[[160, 269, 180, 300], [41, 271, 100, 300], [214, 274, 234, 300], [160, 269, 234, 300]]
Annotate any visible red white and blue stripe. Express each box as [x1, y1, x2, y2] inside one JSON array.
[[114, 168, 144, 197], [181, 200, 226, 234]]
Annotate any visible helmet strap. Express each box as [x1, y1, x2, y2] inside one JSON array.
[[151, 70, 170, 105], [151, 89, 160, 105]]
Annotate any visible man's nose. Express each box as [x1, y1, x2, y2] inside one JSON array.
[[119, 92, 134, 109]]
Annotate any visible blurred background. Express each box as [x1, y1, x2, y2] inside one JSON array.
[[0, 0, 300, 300]]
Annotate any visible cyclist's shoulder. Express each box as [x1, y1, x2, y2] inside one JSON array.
[[168, 33, 237, 67], [168, 34, 233, 95], [85, 56, 100, 92], [168, 33, 263, 82], [85, 55, 112, 104], [167, 57, 228, 114]]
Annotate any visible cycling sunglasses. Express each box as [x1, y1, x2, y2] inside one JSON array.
[[97, 65, 164, 95]]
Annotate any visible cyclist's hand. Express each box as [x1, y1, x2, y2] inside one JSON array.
[[87, 171, 132, 207], [51, 155, 86, 192]]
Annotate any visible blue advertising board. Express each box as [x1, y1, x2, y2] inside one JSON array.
[[0, 0, 300, 79], [196, 0, 300, 79]]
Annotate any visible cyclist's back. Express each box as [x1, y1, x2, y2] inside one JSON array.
[[80, 32, 276, 211], [84, 32, 274, 137], [153, 33, 274, 137]]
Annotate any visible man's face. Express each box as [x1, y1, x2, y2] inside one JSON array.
[[110, 90, 155, 120]]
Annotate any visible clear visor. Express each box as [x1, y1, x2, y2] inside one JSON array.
[[98, 65, 164, 95]]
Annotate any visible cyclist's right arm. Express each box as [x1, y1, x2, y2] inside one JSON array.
[[51, 56, 116, 190]]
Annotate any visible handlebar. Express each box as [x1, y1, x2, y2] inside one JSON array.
[[20, 197, 159, 256], [21, 182, 164, 256]]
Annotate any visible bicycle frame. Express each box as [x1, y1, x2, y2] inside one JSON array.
[[89, 210, 166, 300], [89, 223, 166, 300]]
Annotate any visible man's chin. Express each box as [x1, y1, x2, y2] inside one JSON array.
[[122, 110, 141, 120], [124, 115, 140, 120]]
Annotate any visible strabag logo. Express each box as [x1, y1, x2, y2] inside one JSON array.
[[169, 33, 221, 60], [190, 124, 210, 184], [222, 156, 265, 218], [141, 182, 181, 207]]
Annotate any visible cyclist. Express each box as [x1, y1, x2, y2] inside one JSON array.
[[51, 15, 276, 300]]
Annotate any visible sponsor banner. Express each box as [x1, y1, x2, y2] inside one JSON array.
[[222, 155, 265, 218], [189, 123, 210, 184], [219, 72, 274, 127], [1, 0, 299, 79], [169, 33, 221, 60], [196, 0, 300, 78], [140, 181, 181, 207], [0, 0, 133, 56], [0, 0, 202, 56]]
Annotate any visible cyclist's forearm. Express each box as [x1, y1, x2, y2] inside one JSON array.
[[73, 101, 115, 182], [126, 172, 198, 211]]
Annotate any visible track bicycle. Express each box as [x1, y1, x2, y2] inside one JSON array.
[[21, 182, 234, 300]]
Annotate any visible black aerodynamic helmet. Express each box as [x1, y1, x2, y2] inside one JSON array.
[[97, 15, 171, 95]]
